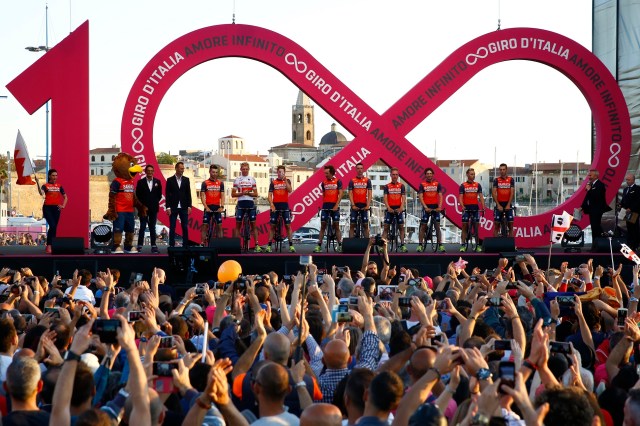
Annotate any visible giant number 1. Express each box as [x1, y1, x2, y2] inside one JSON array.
[[7, 22, 90, 246]]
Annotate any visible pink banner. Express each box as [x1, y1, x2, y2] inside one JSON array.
[[121, 25, 631, 247]]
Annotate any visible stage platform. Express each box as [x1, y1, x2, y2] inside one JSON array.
[[0, 243, 632, 294]]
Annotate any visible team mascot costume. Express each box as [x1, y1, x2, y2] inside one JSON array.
[[103, 153, 147, 253]]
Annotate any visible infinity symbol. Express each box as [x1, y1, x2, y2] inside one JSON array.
[[122, 25, 630, 247]]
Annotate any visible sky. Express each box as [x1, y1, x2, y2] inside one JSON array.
[[0, 0, 594, 169]]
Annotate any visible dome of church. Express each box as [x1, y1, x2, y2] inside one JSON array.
[[319, 123, 347, 146]]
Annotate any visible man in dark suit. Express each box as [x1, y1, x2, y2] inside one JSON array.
[[620, 173, 640, 250], [136, 165, 163, 253], [165, 162, 192, 247], [580, 169, 612, 240]]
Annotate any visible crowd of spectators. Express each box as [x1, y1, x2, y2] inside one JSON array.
[[0, 233, 45, 246], [0, 237, 638, 425]]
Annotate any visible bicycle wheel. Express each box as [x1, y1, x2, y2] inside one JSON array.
[[275, 213, 285, 252], [428, 218, 437, 252], [325, 215, 335, 253], [501, 216, 508, 237], [388, 218, 397, 252], [469, 219, 479, 251], [242, 214, 250, 252]]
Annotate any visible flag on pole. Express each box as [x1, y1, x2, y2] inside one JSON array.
[[550, 210, 573, 243], [620, 244, 640, 265], [14, 131, 36, 185]]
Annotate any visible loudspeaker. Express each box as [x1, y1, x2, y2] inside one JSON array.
[[342, 238, 370, 254], [209, 238, 241, 254], [482, 237, 516, 253], [51, 237, 85, 255], [592, 237, 624, 253]]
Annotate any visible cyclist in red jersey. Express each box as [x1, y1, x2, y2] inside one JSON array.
[[348, 163, 372, 238], [315, 165, 344, 252], [417, 167, 445, 252], [266, 165, 295, 253], [492, 163, 515, 237], [41, 169, 67, 254], [383, 168, 407, 252], [458, 168, 485, 252], [200, 164, 225, 245]]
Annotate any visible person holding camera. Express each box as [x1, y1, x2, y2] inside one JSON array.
[[360, 236, 390, 281]]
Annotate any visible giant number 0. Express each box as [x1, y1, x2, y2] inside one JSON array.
[[5, 22, 631, 248]]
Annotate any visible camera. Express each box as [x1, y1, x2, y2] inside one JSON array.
[[374, 234, 385, 247], [514, 254, 525, 262], [282, 275, 293, 284], [299, 255, 312, 266], [195, 284, 205, 295], [44, 307, 60, 317], [24, 276, 36, 284], [549, 341, 571, 355], [487, 297, 502, 307], [336, 312, 353, 323], [498, 361, 515, 392], [494, 340, 512, 351], [128, 311, 144, 322], [555, 295, 575, 307], [398, 297, 412, 308], [92, 319, 121, 344], [437, 300, 448, 310], [618, 308, 628, 327], [349, 296, 359, 305], [337, 266, 348, 273], [159, 336, 174, 349], [469, 276, 478, 282], [153, 362, 178, 377]]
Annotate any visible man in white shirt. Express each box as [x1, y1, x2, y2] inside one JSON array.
[[64, 269, 96, 305], [251, 362, 300, 425]]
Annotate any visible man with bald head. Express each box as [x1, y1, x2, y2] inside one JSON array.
[[252, 362, 300, 425], [232, 331, 322, 417], [621, 173, 640, 250], [319, 339, 351, 403], [407, 348, 457, 418], [301, 403, 342, 426]]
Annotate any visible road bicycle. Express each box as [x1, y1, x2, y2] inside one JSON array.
[[387, 210, 404, 252], [353, 207, 370, 238], [420, 209, 444, 253], [494, 206, 515, 237], [272, 209, 287, 253], [237, 207, 255, 253], [204, 209, 226, 248], [319, 208, 339, 252], [464, 209, 484, 252]]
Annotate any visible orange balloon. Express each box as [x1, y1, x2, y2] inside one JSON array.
[[217, 260, 242, 283]]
